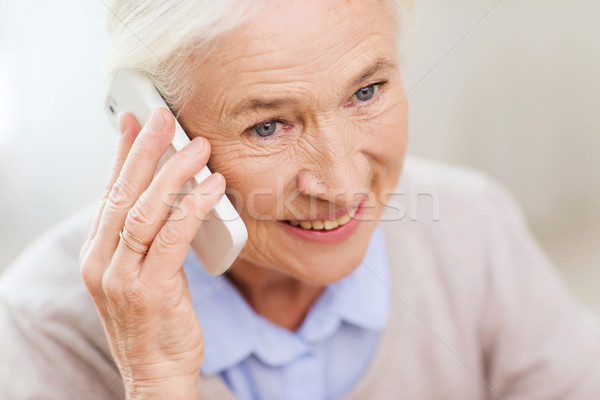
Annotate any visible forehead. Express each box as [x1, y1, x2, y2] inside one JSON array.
[[189, 0, 398, 104]]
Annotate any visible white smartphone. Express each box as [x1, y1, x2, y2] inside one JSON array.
[[105, 69, 248, 275]]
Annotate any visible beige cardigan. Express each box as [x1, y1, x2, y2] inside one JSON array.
[[1, 158, 599, 400]]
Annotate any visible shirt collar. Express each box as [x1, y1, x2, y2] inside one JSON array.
[[183, 224, 390, 375]]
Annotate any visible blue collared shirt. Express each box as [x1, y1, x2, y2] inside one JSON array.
[[183, 225, 390, 400]]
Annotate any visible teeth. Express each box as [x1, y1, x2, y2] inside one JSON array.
[[299, 221, 313, 229], [288, 206, 358, 231], [312, 220, 324, 230], [324, 220, 339, 230], [337, 213, 351, 225]]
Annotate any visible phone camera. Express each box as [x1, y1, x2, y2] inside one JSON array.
[[106, 97, 118, 117]]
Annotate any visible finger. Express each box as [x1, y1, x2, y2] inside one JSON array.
[[80, 113, 140, 268], [85, 113, 141, 243], [141, 173, 225, 284], [179, 267, 193, 303], [90, 108, 176, 262], [110, 136, 212, 276]]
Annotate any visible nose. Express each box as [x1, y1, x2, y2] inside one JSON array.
[[296, 121, 369, 207]]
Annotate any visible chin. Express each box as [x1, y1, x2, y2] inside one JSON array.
[[271, 213, 379, 285], [288, 250, 369, 285]]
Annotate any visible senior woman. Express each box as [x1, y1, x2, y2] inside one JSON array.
[[2, 0, 600, 399]]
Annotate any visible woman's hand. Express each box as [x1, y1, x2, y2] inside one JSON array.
[[79, 109, 225, 399]]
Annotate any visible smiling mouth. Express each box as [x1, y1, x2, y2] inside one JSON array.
[[283, 205, 359, 231]]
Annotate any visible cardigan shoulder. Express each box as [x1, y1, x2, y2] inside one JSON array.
[[348, 157, 600, 399], [0, 205, 124, 400]]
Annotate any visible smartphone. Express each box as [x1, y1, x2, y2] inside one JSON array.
[[105, 69, 248, 275]]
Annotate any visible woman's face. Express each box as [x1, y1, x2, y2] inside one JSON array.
[[179, 0, 408, 285]]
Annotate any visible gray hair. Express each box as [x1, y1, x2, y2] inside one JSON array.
[[105, 0, 416, 115]]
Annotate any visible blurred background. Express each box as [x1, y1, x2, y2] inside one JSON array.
[[0, 0, 598, 312]]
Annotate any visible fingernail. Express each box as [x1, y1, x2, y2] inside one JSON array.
[[117, 113, 127, 135], [147, 110, 164, 133], [188, 137, 205, 154], [203, 173, 224, 192]]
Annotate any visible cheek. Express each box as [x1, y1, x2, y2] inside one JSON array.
[[357, 102, 409, 206], [365, 101, 409, 169], [209, 141, 298, 219]]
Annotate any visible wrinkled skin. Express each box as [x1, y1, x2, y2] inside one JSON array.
[[180, 0, 408, 328], [80, 0, 408, 398]]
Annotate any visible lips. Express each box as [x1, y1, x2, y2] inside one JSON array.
[[287, 206, 358, 231], [280, 200, 365, 244]]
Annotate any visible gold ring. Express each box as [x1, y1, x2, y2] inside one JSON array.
[[119, 229, 149, 255], [122, 226, 152, 246]]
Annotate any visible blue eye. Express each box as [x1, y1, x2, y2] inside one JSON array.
[[355, 84, 377, 102], [247, 120, 291, 140], [254, 122, 278, 137]]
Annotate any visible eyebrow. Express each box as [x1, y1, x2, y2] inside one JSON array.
[[230, 97, 299, 119], [228, 56, 398, 118], [346, 56, 398, 90]]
